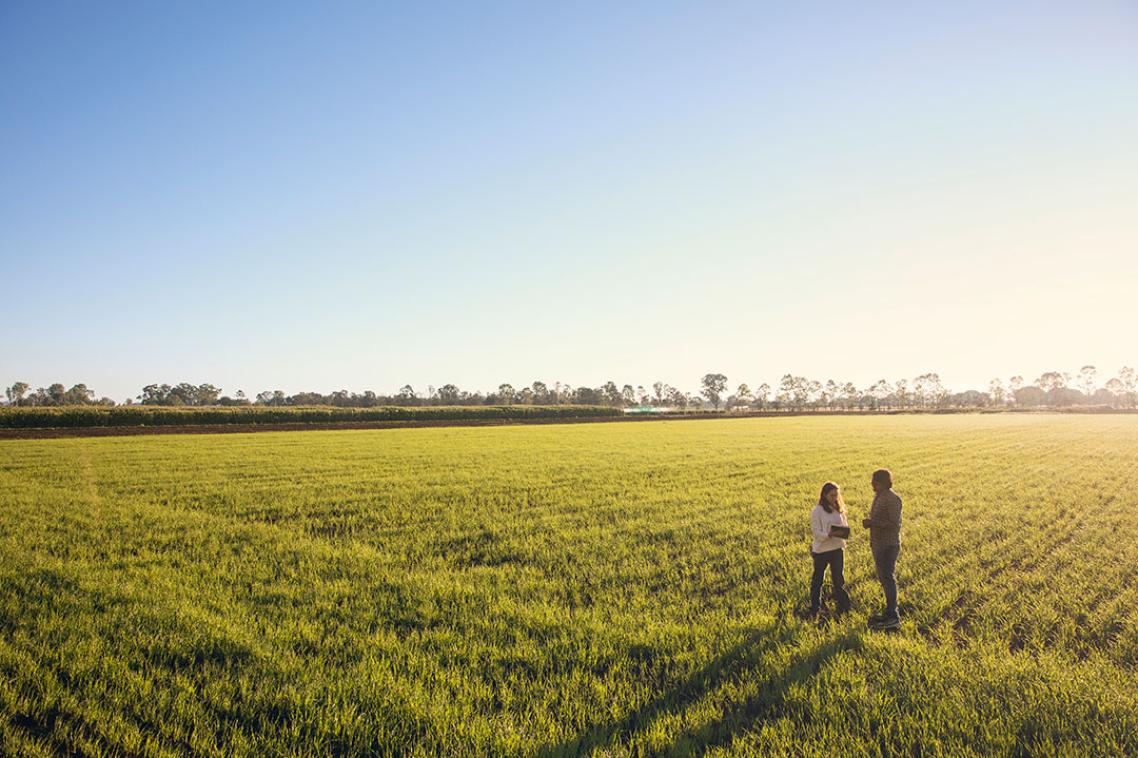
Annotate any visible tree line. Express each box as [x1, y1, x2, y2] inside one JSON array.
[[714, 367, 1137, 411], [4, 365, 1136, 410], [1, 382, 117, 407]]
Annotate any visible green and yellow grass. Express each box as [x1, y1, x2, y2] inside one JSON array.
[[2, 415, 1137, 756]]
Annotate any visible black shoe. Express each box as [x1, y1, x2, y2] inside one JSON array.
[[869, 612, 901, 630], [799, 606, 820, 620], [868, 611, 888, 624]]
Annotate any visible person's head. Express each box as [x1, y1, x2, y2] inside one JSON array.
[[819, 481, 846, 514], [871, 468, 893, 493]]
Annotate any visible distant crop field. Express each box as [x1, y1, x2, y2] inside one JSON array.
[[2, 415, 1136, 756], [0, 404, 621, 430]]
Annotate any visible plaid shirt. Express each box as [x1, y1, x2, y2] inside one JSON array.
[[869, 488, 903, 548]]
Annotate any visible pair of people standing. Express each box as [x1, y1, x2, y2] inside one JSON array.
[[808, 469, 902, 629]]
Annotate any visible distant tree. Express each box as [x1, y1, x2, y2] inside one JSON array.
[[1118, 367, 1136, 407], [913, 373, 947, 407], [989, 378, 1006, 406], [818, 381, 833, 409], [1052, 386, 1085, 406], [1006, 376, 1023, 405], [821, 380, 838, 409], [912, 375, 929, 407], [1104, 377, 1125, 405], [776, 375, 794, 407], [197, 384, 222, 405], [754, 383, 771, 409], [1090, 387, 1116, 405], [437, 384, 461, 403], [531, 381, 549, 404], [892, 379, 909, 409], [868, 380, 892, 409], [62, 384, 95, 405], [701, 373, 728, 410], [652, 381, 665, 404], [931, 374, 949, 406], [1078, 366, 1097, 402], [1034, 372, 1068, 404], [841, 382, 859, 409], [497, 384, 515, 405], [621, 384, 636, 406], [735, 383, 752, 405], [805, 379, 822, 408], [913, 373, 946, 407], [519, 387, 534, 404], [573, 386, 602, 405], [47, 383, 66, 404], [636, 386, 650, 405], [216, 394, 249, 406], [1015, 385, 1046, 407], [601, 381, 622, 406], [950, 390, 989, 407], [398, 385, 416, 404], [1035, 372, 1066, 393], [5, 382, 29, 405]]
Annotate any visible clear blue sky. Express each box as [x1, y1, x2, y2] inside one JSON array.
[[2, 1, 1136, 401]]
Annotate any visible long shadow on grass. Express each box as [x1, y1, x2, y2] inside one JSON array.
[[663, 631, 863, 754], [538, 622, 862, 756]]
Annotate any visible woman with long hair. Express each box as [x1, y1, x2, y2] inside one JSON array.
[[808, 481, 852, 616]]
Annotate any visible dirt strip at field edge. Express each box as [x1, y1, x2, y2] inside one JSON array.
[[1, 408, 1134, 440]]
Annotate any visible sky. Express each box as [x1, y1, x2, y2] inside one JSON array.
[[2, 1, 1136, 401]]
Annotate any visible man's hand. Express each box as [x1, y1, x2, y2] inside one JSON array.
[[862, 518, 873, 528]]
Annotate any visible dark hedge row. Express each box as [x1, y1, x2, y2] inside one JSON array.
[[0, 405, 623, 429]]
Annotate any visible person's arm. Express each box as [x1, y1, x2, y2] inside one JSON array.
[[867, 494, 901, 530], [811, 509, 829, 540], [885, 495, 902, 530]]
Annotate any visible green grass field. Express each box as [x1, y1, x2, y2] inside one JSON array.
[[2, 415, 1137, 756]]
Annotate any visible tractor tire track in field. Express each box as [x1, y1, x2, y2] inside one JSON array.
[[914, 465, 1135, 656]]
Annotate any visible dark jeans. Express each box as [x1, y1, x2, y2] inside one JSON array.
[[810, 549, 850, 611], [872, 544, 901, 617]]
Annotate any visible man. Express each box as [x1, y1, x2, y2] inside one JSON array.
[[862, 468, 902, 629]]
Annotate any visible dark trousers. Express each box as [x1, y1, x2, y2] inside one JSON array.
[[872, 544, 901, 617], [810, 549, 850, 611]]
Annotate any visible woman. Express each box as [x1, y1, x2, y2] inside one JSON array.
[[808, 481, 852, 616]]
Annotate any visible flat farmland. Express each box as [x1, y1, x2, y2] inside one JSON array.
[[1, 415, 1136, 756]]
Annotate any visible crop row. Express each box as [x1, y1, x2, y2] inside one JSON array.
[[0, 404, 623, 429]]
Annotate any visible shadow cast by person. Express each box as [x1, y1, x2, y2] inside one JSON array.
[[664, 631, 864, 754], [538, 623, 861, 757]]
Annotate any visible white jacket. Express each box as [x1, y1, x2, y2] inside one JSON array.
[[811, 504, 849, 553]]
